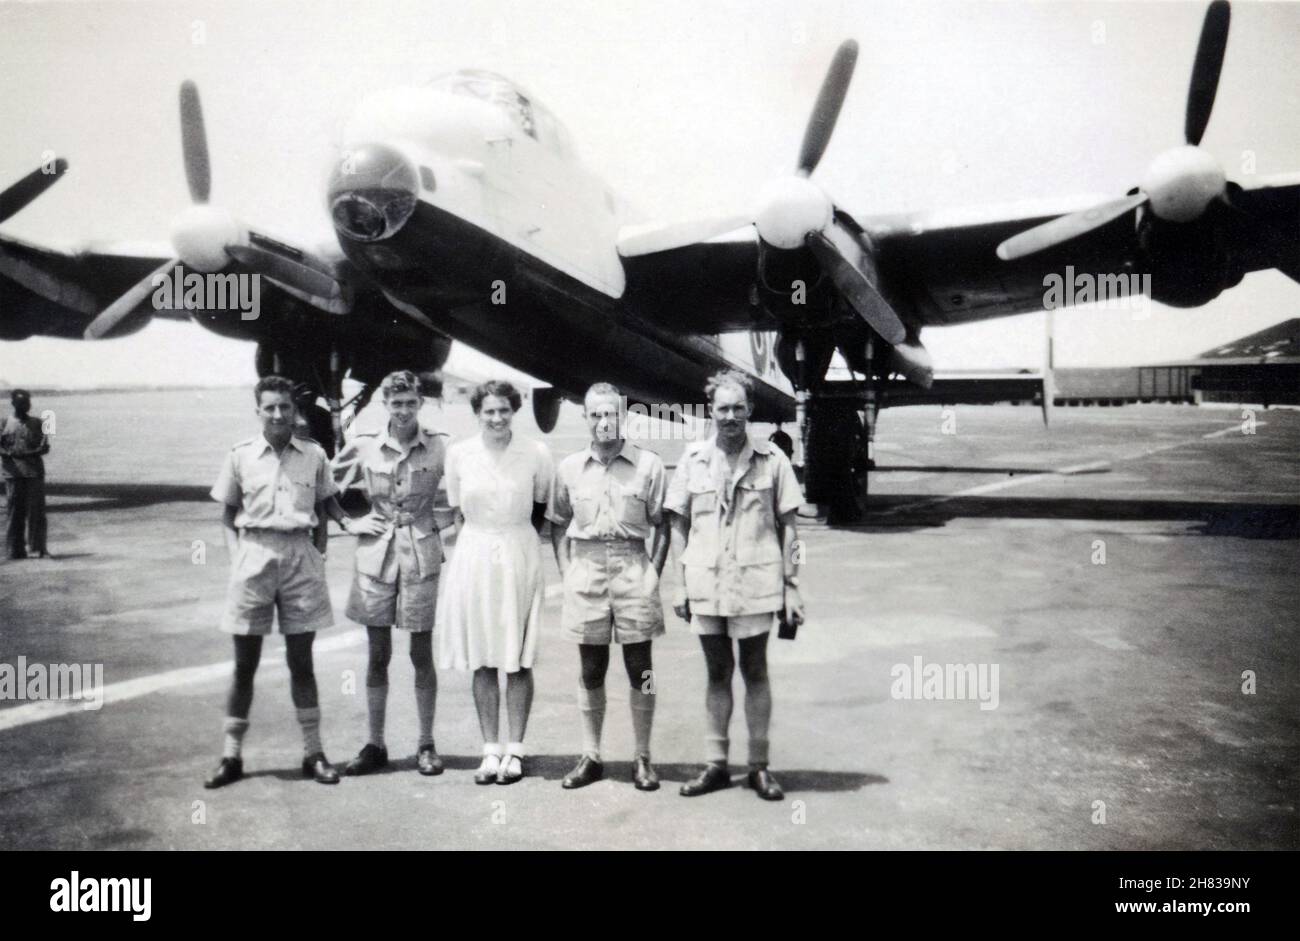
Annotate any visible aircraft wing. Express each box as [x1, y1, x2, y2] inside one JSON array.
[[1222, 174, 1300, 279], [861, 197, 1140, 327], [0, 234, 190, 340], [0, 230, 358, 342], [619, 233, 779, 334]]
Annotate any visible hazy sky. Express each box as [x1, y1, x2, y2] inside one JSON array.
[[1, 0, 1298, 387]]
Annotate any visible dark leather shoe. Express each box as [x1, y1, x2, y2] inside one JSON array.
[[561, 755, 604, 789], [632, 756, 659, 791], [747, 768, 784, 801], [679, 763, 730, 797], [416, 745, 444, 776], [344, 743, 388, 776], [204, 757, 243, 789], [302, 752, 340, 784]]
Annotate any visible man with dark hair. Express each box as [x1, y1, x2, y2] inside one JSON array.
[[203, 375, 354, 788], [1, 389, 50, 560], [340, 370, 450, 777], [548, 382, 669, 791], [666, 369, 805, 801]]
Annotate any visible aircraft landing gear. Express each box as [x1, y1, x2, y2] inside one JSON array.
[[803, 393, 871, 525]]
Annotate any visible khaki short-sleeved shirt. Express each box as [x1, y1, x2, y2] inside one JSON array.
[[665, 434, 802, 617], [350, 427, 448, 582], [211, 434, 338, 531], [1, 415, 49, 479], [547, 439, 666, 541]]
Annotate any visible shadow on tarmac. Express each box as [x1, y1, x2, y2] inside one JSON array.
[[46, 483, 211, 511], [847, 496, 1300, 539], [253, 755, 886, 793], [872, 465, 1063, 476]]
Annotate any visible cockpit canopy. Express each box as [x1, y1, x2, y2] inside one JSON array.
[[427, 70, 573, 157]]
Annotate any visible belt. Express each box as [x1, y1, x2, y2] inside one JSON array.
[[572, 536, 645, 549], [240, 528, 312, 538]]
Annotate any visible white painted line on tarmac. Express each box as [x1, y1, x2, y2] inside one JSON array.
[[0, 629, 368, 733], [881, 422, 1266, 517]]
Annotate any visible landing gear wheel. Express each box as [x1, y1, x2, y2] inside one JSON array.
[[804, 398, 870, 525]]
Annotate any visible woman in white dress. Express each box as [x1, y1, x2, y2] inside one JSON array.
[[438, 381, 554, 784]]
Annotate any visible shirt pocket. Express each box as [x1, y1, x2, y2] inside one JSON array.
[[615, 478, 649, 527], [736, 474, 782, 565], [367, 467, 394, 501], [573, 495, 599, 529], [409, 468, 437, 495], [288, 469, 318, 512]]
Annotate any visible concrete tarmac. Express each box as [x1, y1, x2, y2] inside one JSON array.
[[0, 389, 1296, 849]]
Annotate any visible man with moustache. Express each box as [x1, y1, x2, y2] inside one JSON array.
[[666, 370, 805, 801]]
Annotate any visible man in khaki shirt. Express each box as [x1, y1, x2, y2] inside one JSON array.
[[338, 370, 450, 778], [1, 389, 50, 560], [548, 383, 669, 791], [666, 370, 805, 801], [203, 375, 354, 789]]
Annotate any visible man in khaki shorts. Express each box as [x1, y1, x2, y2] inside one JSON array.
[[667, 369, 805, 801], [548, 382, 668, 791], [338, 370, 449, 777], [204, 375, 353, 789]]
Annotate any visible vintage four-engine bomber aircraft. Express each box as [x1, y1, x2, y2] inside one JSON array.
[[0, 1, 1296, 519]]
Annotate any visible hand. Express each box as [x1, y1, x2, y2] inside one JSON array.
[[784, 587, 805, 628], [672, 594, 691, 622], [348, 514, 388, 537]]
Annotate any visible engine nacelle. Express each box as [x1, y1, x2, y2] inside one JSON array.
[[1138, 210, 1242, 309], [532, 386, 563, 433]]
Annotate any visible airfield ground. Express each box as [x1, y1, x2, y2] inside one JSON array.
[[0, 390, 1296, 850]]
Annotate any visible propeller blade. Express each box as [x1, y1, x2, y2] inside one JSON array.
[[0, 159, 69, 225], [996, 192, 1148, 261], [1185, 0, 1231, 146], [84, 258, 177, 339], [180, 80, 211, 203], [616, 213, 753, 257], [226, 244, 343, 300], [797, 40, 859, 176], [805, 229, 906, 345]]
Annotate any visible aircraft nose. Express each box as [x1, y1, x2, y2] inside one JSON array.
[[328, 143, 420, 242]]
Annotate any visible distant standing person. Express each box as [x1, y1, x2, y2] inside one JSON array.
[[1, 389, 50, 560], [203, 375, 354, 789], [548, 383, 668, 792], [339, 370, 450, 777], [438, 380, 554, 785], [666, 369, 805, 801]]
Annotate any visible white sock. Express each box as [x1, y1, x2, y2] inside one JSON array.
[[577, 684, 606, 760], [222, 717, 249, 759], [297, 707, 323, 757]]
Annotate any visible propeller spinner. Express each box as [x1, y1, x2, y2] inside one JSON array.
[[84, 82, 343, 339], [997, 1, 1236, 262]]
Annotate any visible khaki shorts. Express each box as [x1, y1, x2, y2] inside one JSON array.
[[562, 539, 665, 645], [692, 612, 775, 640], [220, 530, 334, 635], [345, 572, 438, 632]]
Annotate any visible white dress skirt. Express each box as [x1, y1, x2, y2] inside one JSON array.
[[437, 433, 554, 673]]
